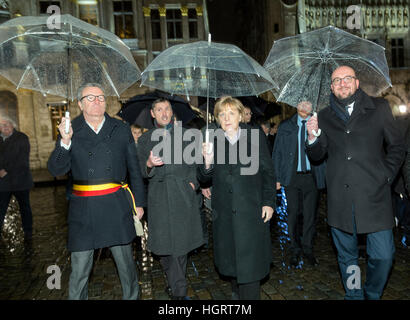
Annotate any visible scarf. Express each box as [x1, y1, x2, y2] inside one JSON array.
[[154, 117, 174, 131], [329, 88, 364, 123]]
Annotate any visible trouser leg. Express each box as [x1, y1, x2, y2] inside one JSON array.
[[238, 280, 260, 300], [110, 243, 139, 300], [0, 192, 12, 234], [68, 250, 94, 300], [364, 229, 395, 300], [13, 190, 33, 236], [331, 227, 364, 300], [301, 178, 318, 254], [285, 186, 301, 255], [160, 254, 188, 297]]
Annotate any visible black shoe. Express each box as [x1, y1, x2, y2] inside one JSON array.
[[289, 254, 300, 267], [172, 296, 191, 300], [231, 292, 239, 300], [165, 286, 172, 297], [304, 253, 319, 266]]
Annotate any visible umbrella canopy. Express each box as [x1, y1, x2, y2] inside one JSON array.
[[117, 90, 198, 129], [264, 25, 391, 111], [141, 40, 278, 99], [0, 14, 141, 100], [198, 95, 268, 117]]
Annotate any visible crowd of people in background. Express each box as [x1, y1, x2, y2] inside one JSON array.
[[1, 64, 410, 301]]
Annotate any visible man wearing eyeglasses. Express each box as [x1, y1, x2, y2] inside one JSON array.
[[47, 83, 145, 300], [306, 66, 405, 300]]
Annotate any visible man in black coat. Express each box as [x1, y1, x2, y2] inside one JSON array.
[[48, 84, 145, 300], [0, 116, 34, 240], [136, 98, 204, 300], [306, 66, 405, 300], [272, 101, 326, 267]]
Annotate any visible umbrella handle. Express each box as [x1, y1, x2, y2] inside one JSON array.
[[65, 111, 70, 134], [312, 112, 321, 137]]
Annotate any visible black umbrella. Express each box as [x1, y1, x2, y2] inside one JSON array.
[[198, 96, 277, 119], [118, 90, 198, 129]]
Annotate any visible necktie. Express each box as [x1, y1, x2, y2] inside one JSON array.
[[300, 120, 307, 172]]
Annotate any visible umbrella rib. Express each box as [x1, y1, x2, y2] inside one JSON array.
[[82, 45, 120, 97], [276, 58, 318, 102], [17, 63, 45, 95]]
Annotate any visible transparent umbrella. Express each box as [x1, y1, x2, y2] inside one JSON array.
[[0, 14, 141, 101], [141, 36, 279, 131], [264, 25, 391, 112]]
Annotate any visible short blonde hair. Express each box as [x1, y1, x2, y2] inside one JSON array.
[[214, 96, 244, 123]]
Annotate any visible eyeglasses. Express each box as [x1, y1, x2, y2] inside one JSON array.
[[80, 94, 105, 102], [331, 76, 356, 86]]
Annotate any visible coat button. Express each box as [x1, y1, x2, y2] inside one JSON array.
[[229, 189, 233, 193], [88, 152, 93, 157], [346, 130, 351, 134], [347, 156, 352, 160], [344, 184, 349, 188]]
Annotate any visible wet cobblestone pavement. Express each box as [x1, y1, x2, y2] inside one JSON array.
[[0, 185, 409, 300]]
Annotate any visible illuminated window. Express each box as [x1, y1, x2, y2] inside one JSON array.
[[79, 3, 99, 26], [48, 103, 67, 141], [166, 9, 182, 40], [113, 1, 135, 39]]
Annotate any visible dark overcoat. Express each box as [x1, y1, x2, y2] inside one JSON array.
[[0, 130, 34, 192], [306, 93, 405, 234], [47, 113, 145, 252], [198, 123, 275, 284], [137, 125, 204, 256], [272, 114, 326, 189]]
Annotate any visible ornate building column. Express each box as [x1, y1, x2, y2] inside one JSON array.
[[196, 6, 205, 39], [143, 6, 153, 63], [136, 0, 145, 48], [181, 6, 189, 43], [159, 6, 167, 50]]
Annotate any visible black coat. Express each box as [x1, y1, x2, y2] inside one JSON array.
[[137, 126, 204, 256], [199, 123, 275, 284], [306, 93, 405, 234], [272, 114, 326, 189], [47, 113, 145, 252], [0, 130, 34, 192]]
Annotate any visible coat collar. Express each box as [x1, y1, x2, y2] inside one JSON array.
[[72, 112, 117, 138], [327, 89, 376, 121]]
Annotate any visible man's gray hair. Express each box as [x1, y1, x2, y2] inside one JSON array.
[[77, 83, 105, 101], [0, 114, 17, 129]]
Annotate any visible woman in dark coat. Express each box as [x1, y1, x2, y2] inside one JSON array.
[[199, 96, 275, 300]]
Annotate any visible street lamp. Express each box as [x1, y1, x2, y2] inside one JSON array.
[[399, 104, 407, 114]]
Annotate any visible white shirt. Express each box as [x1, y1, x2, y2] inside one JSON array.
[[60, 116, 106, 150], [224, 127, 241, 145]]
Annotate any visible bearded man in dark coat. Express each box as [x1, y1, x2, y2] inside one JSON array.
[[306, 66, 405, 300], [48, 83, 145, 300], [136, 98, 204, 300]]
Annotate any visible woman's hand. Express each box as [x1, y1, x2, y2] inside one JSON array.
[[202, 142, 214, 169]]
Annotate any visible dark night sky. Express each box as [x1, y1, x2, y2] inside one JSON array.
[[206, 0, 245, 45], [206, 0, 268, 63]]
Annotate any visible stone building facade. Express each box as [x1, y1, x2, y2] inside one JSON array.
[[0, 0, 208, 169]]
